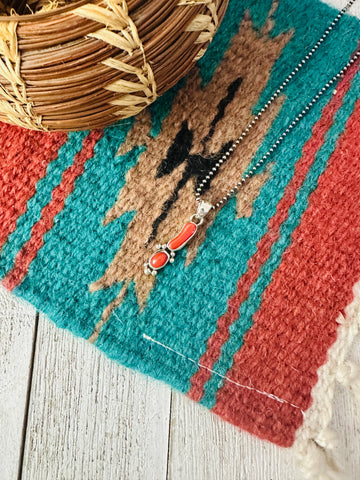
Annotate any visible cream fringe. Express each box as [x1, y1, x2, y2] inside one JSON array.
[[293, 280, 360, 479]]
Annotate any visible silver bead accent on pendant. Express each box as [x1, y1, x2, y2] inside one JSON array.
[[144, 201, 213, 276]]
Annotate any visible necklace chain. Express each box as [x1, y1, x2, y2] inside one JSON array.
[[195, 0, 357, 210], [144, 0, 359, 276]]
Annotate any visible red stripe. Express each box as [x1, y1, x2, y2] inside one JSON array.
[[2, 129, 103, 291], [0, 122, 67, 250], [187, 59, 360, 404], [212, 83, 360, 446]]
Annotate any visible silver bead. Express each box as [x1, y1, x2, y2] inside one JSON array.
[[209, 4, 357, 212]]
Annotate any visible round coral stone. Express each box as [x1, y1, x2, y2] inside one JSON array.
[[149, 251, 169, 270]]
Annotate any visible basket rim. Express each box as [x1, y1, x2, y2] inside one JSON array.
[[0, 0, 92, 22]]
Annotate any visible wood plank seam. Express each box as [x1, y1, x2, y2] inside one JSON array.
[[17, 310, 39, 480]]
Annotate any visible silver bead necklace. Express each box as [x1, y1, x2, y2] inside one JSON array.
[[145, 0, 358, 276]]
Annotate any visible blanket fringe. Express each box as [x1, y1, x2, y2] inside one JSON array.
[[294, 361, 360, 479], [295, 438, 349, 480], [292, 278, 360, 480], [336, 360, 360, 407]]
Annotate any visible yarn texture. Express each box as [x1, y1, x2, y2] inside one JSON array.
[[1, 0, 360, 469]]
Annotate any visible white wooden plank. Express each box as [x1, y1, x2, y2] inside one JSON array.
[[330, 334, 360, 480], [21, 314, 171, 480], [0, 286, 37, 480], [5, 298, 360, 480], [326, 0, 360, 18], [168, 391, 301, 480], [4, 3, 360, 480], [167, 2, 360, 478], [168, 335, 360, 480]]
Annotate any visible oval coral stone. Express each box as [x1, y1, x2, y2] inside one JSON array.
[[168, 222, 197, 251], [149, 251, 170, 270]]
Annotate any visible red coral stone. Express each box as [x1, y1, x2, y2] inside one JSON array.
[[149, 251, 170, 270], [168, 222, 197, 251]]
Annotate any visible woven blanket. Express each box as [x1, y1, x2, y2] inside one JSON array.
[[2, 0, 360, 477]]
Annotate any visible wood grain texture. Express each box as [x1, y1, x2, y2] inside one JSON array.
[[168, 336, 360, 480], [5, 300, 358, 480], [0, 287, 37, 480], [2, 2, 360, 478], [0, 286, 360, 480], [20, 313, 171, 480], [329, 334, 360, 480]]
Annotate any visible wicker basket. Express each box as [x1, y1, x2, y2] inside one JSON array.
[[0, 0, 228, 131]]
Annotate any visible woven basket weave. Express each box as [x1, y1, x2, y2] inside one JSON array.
[[0, 0, 228, 131]]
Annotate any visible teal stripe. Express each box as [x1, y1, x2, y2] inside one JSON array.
[[93, 98, 331, 395], [0, 131, 87, 277], [94, 0, 360, 395], [14, 120, 137, 339], [200, 68, 360, 409], [4, 0, 360, 402]]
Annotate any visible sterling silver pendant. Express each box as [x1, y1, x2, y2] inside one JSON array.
[[144, 201, 213, 276]]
